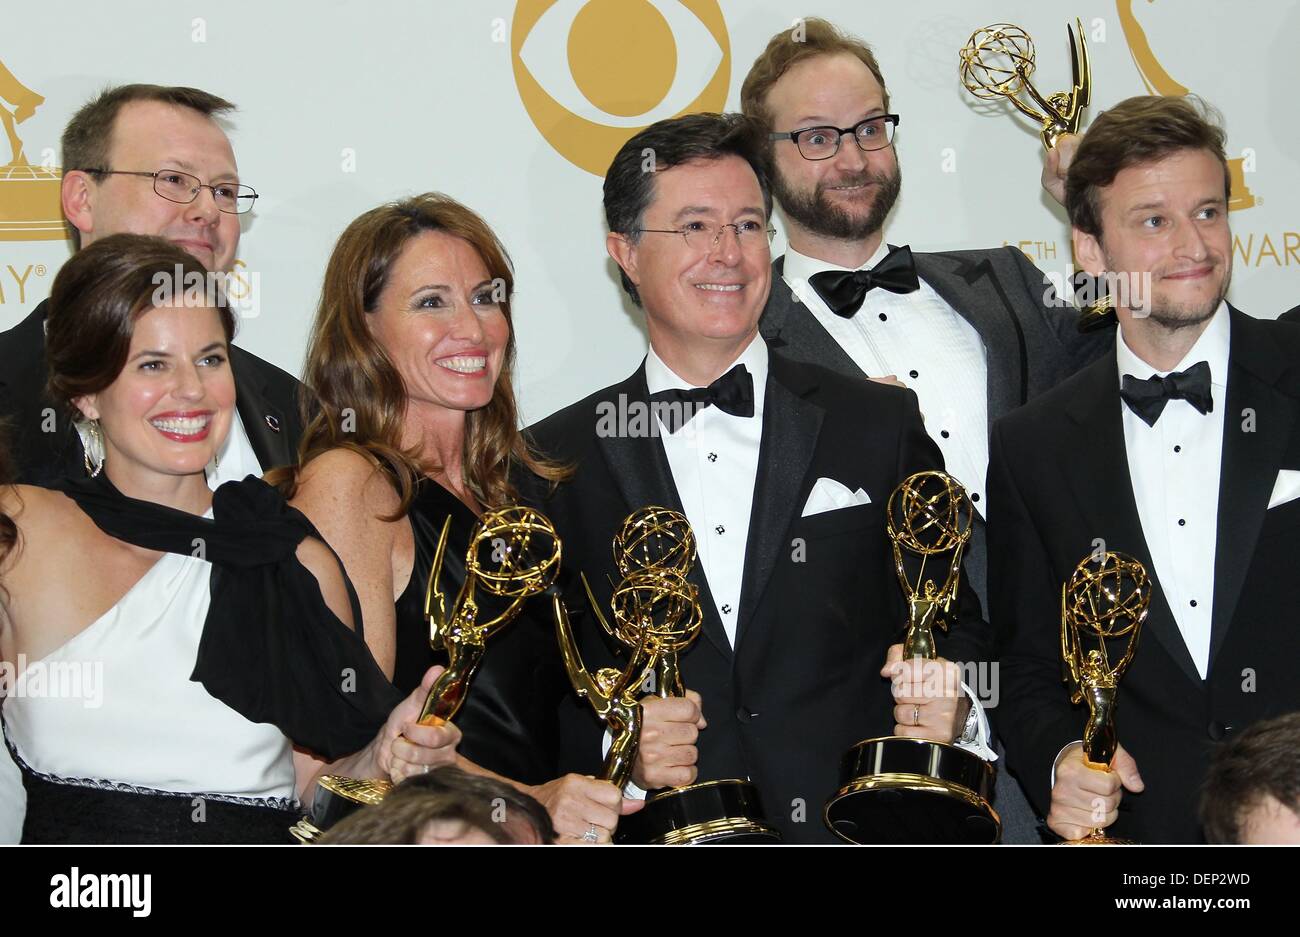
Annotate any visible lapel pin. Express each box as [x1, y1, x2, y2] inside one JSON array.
[[265, 414, 281, 433]]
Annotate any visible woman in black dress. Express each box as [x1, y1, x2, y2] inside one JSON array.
[[277, 194, 638, 844]]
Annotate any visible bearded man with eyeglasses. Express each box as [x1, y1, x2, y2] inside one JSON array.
[[741, 18, 1118, 843]]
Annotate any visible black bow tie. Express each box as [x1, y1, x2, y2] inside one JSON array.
[[807, 245, 920, 318], [1120, 360, 1214, 427], [649, 363, 754, 432]]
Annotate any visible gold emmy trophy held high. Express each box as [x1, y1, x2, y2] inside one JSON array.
[[959, 19, 1090, 151], [1059, 550, 1150, 845], [291, 506, 561, 842], [554, 507, 781, 843], [824, 471, 999, 843], [959, 21, 1109, 331]]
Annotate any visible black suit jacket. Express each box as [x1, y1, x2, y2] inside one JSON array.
[[1279, 304, 1300, 324], [761, 246, 1112, 605], [0, 301, 304, 484], [987, 307, 1300, 843], [526, 346, 989, 843]]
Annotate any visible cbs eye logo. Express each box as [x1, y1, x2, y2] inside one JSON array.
[[512, 0, 730, 176]]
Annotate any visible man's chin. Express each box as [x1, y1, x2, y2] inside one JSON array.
[[1141, 297, 1224, 331]]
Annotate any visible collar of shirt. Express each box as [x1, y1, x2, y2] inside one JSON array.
[[644, 331, 769, 428], [782, 241, 892, 292], [1116, 300, 1230, 388]]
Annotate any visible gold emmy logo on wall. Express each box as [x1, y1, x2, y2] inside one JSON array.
[[512, 0, 730, 176], [1117, 0, 1255, 211], [0, 59, 65, 240]]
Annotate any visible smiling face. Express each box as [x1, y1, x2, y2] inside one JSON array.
[[70, 100, 242, 273], [764, 53, 901, 243], [365, 230, 510, 417], [75, 303, 235, 483], [610, 154, 771, 363], [1075, 147, 1232, 332]]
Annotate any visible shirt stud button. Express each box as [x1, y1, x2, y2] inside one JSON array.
[[715, 525, 725, 535]]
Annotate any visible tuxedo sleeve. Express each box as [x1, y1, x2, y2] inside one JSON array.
[[1004, 246, 1111, 371], [986, 419, 1081, 814]]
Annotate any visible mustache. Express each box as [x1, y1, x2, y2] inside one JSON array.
[[816, 171, 888, 192]]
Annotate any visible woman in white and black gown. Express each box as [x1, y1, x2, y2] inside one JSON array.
[[0, 234, 460, 843]]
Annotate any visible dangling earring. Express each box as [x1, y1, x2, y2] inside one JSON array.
[[205, 448, 220, 480], [82, 419, 105, 477]]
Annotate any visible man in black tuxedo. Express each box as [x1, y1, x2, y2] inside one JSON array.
[[738, 16, 1106, 841], [989, 95, 1300, 843], [528, 113, 994, 844], [0, 84, 302, 486]]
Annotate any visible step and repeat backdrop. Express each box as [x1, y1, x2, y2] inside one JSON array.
[[3, 0, 1297, 423]]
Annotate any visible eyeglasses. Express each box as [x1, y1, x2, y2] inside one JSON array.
[[635, 220, 776, 253], [84, 168, 259, 214], [770, 115, 900, 161]]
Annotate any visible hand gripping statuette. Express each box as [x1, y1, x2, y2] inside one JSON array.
[[555, 506, 780, 843], [1059, 550, 1149, 845], [825, 471, 1000, 843], [291, 506, 561, 841]]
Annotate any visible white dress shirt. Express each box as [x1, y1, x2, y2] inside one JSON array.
[[783, 244, 991, 516], [207, 409, 265, 488], [1051, 302, 1229, 789], [645, 336, 767, 647], [606, 334, 993, 794], [1119, 301, 1229, 679]]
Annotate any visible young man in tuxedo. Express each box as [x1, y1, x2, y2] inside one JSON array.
[[0, 84, 303, 486], [739, 16, 1106, 840], [988, 95, 1300, 843], [527, 113, 993, 844]]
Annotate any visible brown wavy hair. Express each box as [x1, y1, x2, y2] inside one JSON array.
[[740, 17, 891, 135], [272, 193, 568, 514]]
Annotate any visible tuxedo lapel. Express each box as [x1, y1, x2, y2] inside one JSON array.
[[914, 251, 1028, 423], [735, 354, 823, 645], [1208, 309, 1299, 668], [1062, 356, 1202, 686], [593, 365, 733, 660], [760, 257, 866, 379], [231, 346, 294, 471]]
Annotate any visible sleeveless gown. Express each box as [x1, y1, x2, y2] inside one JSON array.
[[3, 537, 299, 843], [1, 476, 401, 844], [391, 479, 568, 786]]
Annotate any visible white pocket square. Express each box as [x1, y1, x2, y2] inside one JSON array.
[[1268, 469, 1300, 509], [801, 477, 872, 517]]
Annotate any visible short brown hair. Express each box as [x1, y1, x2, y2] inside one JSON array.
[[45, 233, 234, 417], [317, 767, 555, 845], [1066, 95, 1231, 239], [271, 193, 569, 514], [740, 17, 890, 135], [62, 84, 236, 248], [1201, 712, 1300, 843]]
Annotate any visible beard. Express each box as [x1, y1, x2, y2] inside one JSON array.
[[1109, 257, 1231, 332], [772, 161, 902, 242]]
